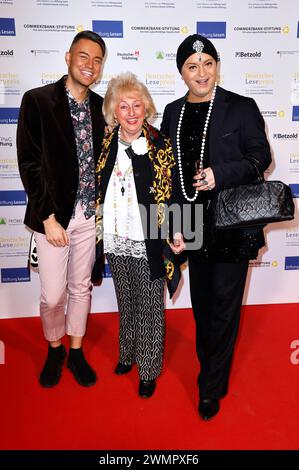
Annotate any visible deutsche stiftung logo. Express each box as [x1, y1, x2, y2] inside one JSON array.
[[92, 20, 123, 38], [0, 18, 15, 36]]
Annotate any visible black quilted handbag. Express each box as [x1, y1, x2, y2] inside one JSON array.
[[212, 159, 295, 229]]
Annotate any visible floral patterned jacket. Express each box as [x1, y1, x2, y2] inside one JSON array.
[[91, 121, 181, 297]]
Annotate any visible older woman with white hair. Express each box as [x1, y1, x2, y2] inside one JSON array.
[[92, 72, 178, 398]]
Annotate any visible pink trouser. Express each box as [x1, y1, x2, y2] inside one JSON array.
[[34, 204, 96, 342]]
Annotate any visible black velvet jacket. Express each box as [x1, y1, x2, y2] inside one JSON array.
[[17, 76, 105, 233]]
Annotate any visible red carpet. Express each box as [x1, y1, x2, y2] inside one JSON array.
[[0, 304, 299, 450]]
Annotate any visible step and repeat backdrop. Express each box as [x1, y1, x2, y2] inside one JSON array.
[[0, 0, 298, 318]]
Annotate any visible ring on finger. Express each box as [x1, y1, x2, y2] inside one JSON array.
[[202, 179, 208, 186]]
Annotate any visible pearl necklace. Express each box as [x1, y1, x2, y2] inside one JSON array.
[[176, 84, 217, 202]]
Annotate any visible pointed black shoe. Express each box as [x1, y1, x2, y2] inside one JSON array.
[[138, 379, 156, 398], [198, 398, 220, 421], [67, 348, 97, 387], [114, 362, 132, 375], [39, 344, 67, 388]]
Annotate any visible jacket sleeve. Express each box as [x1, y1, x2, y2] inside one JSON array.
[[160, 103, 171, 137], [212, 98, 272, 191], [17, 91, 58, 221]]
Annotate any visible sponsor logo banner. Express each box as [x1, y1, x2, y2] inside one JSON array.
[[292, 106, 299, 121], [1, 267, 30, 283], [92, 20, 123, 38], [285, 256, 299, 270], [0, 108, 19, 125], [197, 21, 226, 39], [289, 184, 299, 198], [0, 18, 15, 36], [0, 190, 27, 206]]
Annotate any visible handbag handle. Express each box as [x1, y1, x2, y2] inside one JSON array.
[[246, 156, 265, 182]]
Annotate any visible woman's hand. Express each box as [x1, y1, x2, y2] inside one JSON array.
[[193, 167, 215, 191], [43, 215, 69, 247], [169, 232, 186, 255]]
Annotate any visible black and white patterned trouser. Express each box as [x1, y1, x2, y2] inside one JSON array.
[[106, 253, 165, 381]]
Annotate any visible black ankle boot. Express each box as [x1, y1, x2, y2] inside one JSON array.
[[138, 379, 156, 398], [198, 398, 220, 421], [39, 344, 66, 388], [67, 348, 97, 387], [114, 362, 132, 375]]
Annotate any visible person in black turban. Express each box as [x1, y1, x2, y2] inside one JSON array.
[[161, 34, 272, 421]]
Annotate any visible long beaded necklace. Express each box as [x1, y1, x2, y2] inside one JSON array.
[[176, 84, 217, 202], [113, 130, 133, 238]]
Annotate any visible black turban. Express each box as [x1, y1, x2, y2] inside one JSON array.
[[176, 34, 219, 73]]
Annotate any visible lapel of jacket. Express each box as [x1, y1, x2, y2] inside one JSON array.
[[90, 91, 105, 165], [209, 86, 229, 163], [99, 131, 118, 201], [170, 97, 185, 158], [52, 77, 77, 160]]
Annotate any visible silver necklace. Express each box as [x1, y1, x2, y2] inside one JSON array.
[[176, 84, 217, 202]]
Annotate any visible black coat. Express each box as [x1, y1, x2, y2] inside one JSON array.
[[17, 76, 105, 233]]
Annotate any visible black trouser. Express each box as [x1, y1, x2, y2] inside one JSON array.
[[188, 256, 249, 399]]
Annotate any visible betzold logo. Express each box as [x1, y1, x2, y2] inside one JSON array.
[[290, 340, 299, 365], [92, 20, 123, 38], [0, 108, 19, 124], [0, 340, 4, 365], [292, 106, 299, 121], [0, 49, 14, 57], [197, 21, 226, 39], [0, 18, 16, 36], [1, 267, 30, 283], [289, 184, 299, 198], [235, 51, 262, 59], [273, 132, 298, 140], [0, 190, 27, 206], [285, 256, 299, 270]]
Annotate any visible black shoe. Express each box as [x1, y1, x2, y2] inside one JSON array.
[[114, 362, 133, 375], [198, 398, 220, 421], [39, 344, 67, 388], [67, 348, 97, 387], [138, 379, 156, 398]]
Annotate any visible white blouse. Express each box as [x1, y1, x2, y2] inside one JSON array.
[[103, 141, 147, 258]]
